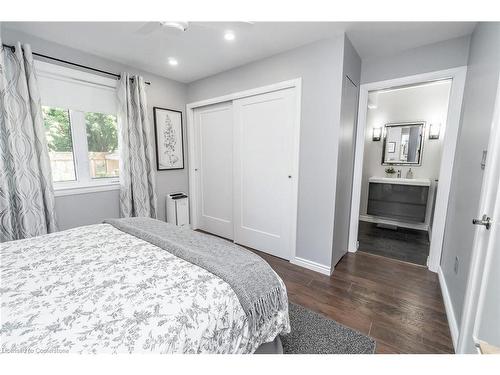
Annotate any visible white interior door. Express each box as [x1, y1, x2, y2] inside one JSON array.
[[474, 196, 500, 353], [233, 88, 297, 259], [194, 102, 234, 239], [458, 78, 500, 353]]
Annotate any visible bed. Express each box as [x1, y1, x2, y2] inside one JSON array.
[[0, 218, 290, 354]]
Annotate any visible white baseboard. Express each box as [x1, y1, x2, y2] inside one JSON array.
[[359, 214, 429, 231], [438, 266, 459, 351], [290, 257, 331, 276]]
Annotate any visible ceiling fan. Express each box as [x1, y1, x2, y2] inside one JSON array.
[[136, 21, 254, 37]]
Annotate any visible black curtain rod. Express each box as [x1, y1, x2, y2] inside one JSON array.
[[2, 44, 151, 85]]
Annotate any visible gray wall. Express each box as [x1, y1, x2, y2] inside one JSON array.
[[55, 190, 119, 231], [188, 37, 345, 267], [331, 35, 361, 268], [361, 35, 471, 84], [1, 27, 189, 229], [440, 23, 500, 327]]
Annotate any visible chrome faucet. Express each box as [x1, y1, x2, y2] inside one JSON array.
[[397, 169, 401, 178]]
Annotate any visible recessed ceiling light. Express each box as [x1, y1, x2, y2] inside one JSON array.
[[224, 30, 235, 41], [168, 57, 178, 66]]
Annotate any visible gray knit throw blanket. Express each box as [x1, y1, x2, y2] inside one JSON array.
[[104, 217, 288, 333]]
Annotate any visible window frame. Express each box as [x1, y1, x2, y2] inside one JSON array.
[[50, 109, 120, 197], [36, 61, 120, 196]]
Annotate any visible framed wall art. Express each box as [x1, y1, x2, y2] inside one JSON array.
[[153, 107, 184, 170]]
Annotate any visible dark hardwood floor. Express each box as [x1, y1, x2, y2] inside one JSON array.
[[252, 249, 454, 354], [358, 221, 430, 266], [197, 229, 453, 353]]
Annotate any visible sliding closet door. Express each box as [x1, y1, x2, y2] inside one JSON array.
[[233, 88, 296, 259], [194, 102, 234, 239]]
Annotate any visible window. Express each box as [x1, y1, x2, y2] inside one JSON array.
[[36, 60, 119, 194], [43, 107, 76, 182], [42, 108, 119, 189], [85, 112, 119, 179]]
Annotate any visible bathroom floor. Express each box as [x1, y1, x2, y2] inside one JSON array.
[[357, 221, 430, 266]]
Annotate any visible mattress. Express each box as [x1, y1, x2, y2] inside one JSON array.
[[0, 224, 289, 353]]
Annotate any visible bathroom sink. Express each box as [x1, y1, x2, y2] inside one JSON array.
[[369, 176, 431, 187]]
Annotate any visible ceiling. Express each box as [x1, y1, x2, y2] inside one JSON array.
[[2, 22, 476, 83]]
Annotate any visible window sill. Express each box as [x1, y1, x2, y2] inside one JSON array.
[[54, 181, 120, 197]]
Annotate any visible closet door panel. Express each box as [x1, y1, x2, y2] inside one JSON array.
[[233, 88, 295, 259], [194, 102, 233, 239]]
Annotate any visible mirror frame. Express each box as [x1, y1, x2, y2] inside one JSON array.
[[381, 121, 425, 166]]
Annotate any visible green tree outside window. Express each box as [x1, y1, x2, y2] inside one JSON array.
[[85, 112, 118, 152]]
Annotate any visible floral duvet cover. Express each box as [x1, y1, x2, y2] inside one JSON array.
[[0, 224, 289, 353]]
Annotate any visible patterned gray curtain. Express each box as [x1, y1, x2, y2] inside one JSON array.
[[0, 42, 57, 242], [117, 73, 157, 218]]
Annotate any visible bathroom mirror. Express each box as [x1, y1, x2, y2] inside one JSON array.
[[382, 122, 424, 165]]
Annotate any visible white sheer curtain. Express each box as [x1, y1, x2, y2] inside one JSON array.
[[0, 42, 57, 242], [116, 73, 157, 218]]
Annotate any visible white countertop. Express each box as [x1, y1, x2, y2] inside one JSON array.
[[369, 176, 431, 187]]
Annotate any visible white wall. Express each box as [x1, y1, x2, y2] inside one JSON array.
[[1, 27, 189, 229], [440, 22, 500, 333], [361, 36, 471, 84], [188, 37, 346, 268], [360, 81, 452, 229]]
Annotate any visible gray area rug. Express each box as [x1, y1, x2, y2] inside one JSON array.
[[280, 303, 376, 354]]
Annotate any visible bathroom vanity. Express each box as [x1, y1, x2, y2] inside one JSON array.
[[367, 177, 430, 223]]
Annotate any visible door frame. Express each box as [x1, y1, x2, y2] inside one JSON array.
[[186, 78, 302, 260], [347, 67, 467, 273], [457, 79, 500, 354]]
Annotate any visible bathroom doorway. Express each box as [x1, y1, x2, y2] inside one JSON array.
[[348, 68, 467, 270], [358, 80, 451, 265]]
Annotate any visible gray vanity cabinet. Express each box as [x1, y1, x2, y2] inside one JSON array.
[[367, 182, 429, 223]]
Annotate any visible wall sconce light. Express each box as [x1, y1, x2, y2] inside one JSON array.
[[372, 127, 382, 141], [429, 123, 441, 140]]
